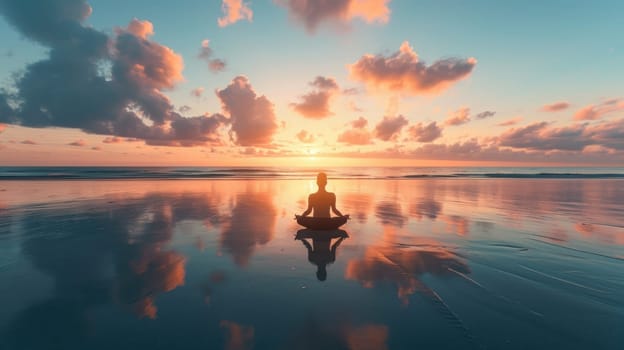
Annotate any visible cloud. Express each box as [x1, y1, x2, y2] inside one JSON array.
[[209, 59, 226, 72], [541, 101, 570, 112], [296, 130, 315, 143], [496, 117, 522, 127], [474, 110, 496, 119], [102, 136, 124, 144], [276, 0, 390, 33], [496, 120, 624, 152], [68, 140, 86, 147], [0, 4, 228, 147], [375, 115, 408, 141], [91, 146, 101, 151], [291, 76, 339, 119], [198, 39, 227, 72], [0, 123, 5, 133], [20, 139, 36, 145], [407, 121, 442, 142], [218, 0, 253, 27], [216, 76, 278, 146], [444, 107, 471, 126], [349, 41, 476, 95], [191, 87, 205, 98], [351, 116, 368, 129], [337, 118, 373, 145], [220, 191, 276, 266], [498, 122, 593, 151], [574, 99, 624, 120]]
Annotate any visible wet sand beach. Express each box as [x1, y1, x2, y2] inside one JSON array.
[[0, 178, 622, 349]]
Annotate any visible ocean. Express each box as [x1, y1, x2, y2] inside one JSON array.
[[0, 168, 622, 349]]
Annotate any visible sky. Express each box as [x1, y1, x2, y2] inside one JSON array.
[[0, 0, 623, 166]]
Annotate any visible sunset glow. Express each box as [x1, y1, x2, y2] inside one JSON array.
[[0, 1, 622, 166]]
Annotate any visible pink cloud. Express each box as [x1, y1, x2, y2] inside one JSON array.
[[444, 107, 471, 126], [337, 128, 373, 145], [123, 18, 154, 39], [277, 0, 390, 33], [291, 76, 339, 119], [115, 20, 184, 92], [574, 99, 624, 120], [218, 0, 253, 27], [351, 116, 368, 129], [375, 115, 408, 141], [296, 130, 315, 143], [349, 41, 476, 95], [209, 59, 226, 72], [68, 140, 86, 147], [191, 87, 205, 98], [338, 118, 373, 145], [407, 122, 442, 142], [496, 117, 522, 127], [198, 39, 227, 72], [216, 76, 278, 146], [102, 136, 124, 144], [541, 101, 570, 112]]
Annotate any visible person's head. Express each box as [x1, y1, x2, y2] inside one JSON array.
[[316, 265, 327, 281], [316, 172, 327, 188]]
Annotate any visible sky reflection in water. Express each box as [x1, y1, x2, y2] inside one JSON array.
[[0, 179, 622, 349]]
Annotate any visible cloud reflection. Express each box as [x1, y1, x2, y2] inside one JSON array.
[[220, 191, 277, 266], [346, 243, 469, 304]]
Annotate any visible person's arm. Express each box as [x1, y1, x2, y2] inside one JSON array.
[[301, 195, 312, 217], [330, 193, 343, 217]]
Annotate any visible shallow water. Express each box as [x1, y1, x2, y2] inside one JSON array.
[[0, 179, 622, 349]]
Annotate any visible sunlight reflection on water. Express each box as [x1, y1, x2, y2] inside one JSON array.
[[0, 179, 622, 349]]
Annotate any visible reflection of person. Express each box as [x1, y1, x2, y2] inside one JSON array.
[[301, 172, 345, 218], [296, 229, 348, 281]]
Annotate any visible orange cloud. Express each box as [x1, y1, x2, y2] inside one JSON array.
[[407, 121, 442, 142], [338, 118, 373, 145], [496, 117, 522, 127], [217, 76, 278, 146], [278, 0, 390, 32], [375, 115, 408, 141], [444, 107, 471, 126], [124, 18, 154, 39], [116, 20, 184, 91], [102, 136, 124, 144], [297, 129, 315, 143], [0, 123, 5, 133], [574, 99, 624, 120], [21, 139, 37, 145], [541, 101, 570, 112], [68, 139, 86, 147], [191, 87, 205, 97], [349, 41, 476, 95], [218, 0, 253, 27], [291, 76, 340, 119]]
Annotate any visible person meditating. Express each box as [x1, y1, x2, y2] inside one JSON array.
[[301, 172, 345, 218]]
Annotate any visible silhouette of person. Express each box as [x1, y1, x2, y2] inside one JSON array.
[[301, 172, 345, 218], [296, 229, 348, 281]]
